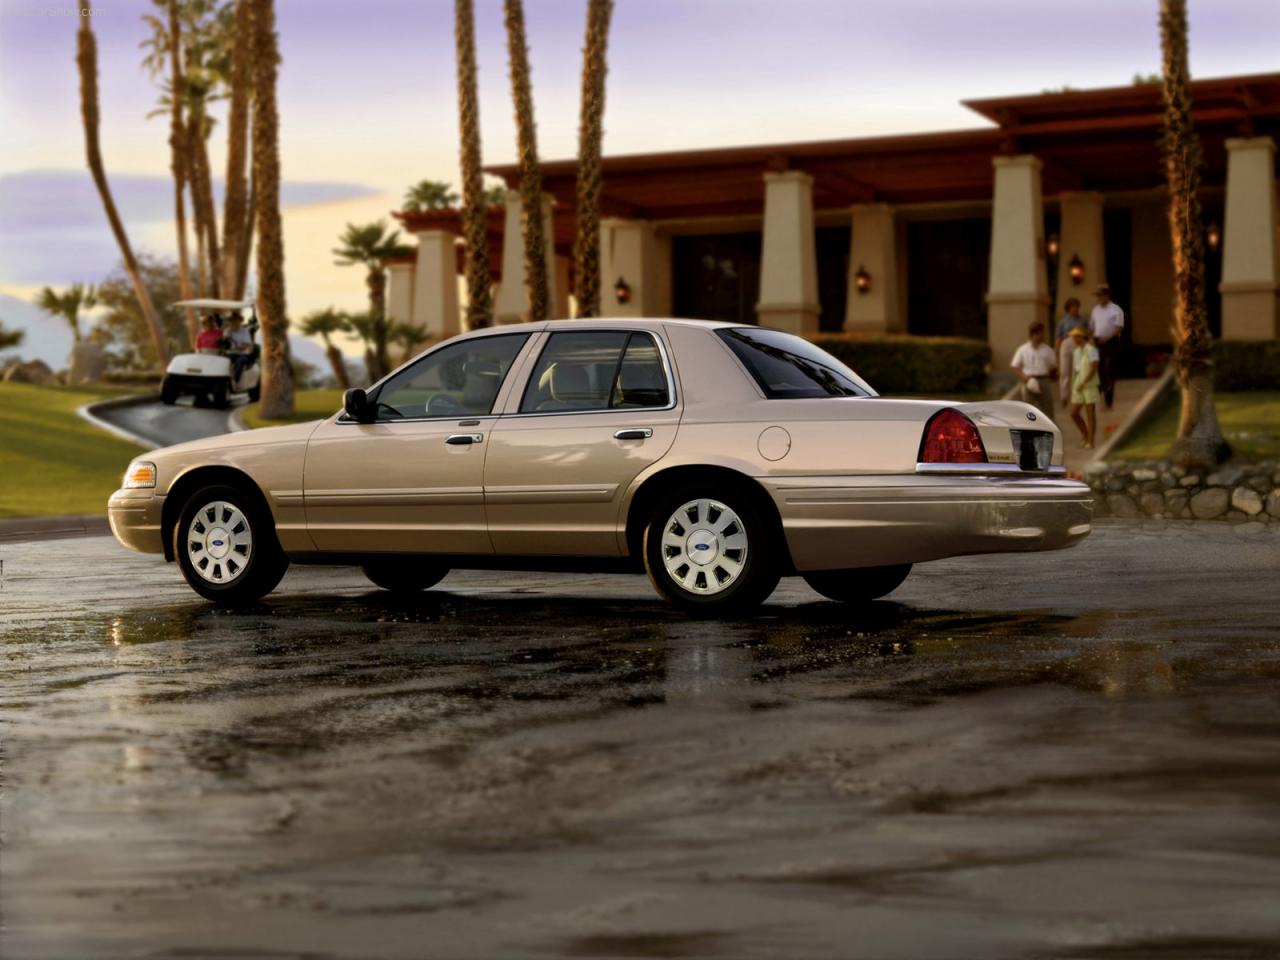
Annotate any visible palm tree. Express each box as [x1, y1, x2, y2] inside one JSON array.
[[0, 321, 26, 352], [403, 179, 459, 213], [299, 308, 351, 390], [76, 3, 169, 366], [162, 1, 197, 345], [343, 310, 381, 385], [249, 0, 293, 417], [573, 0, 614, 318], [333, 221, 412, 380], [1159, 0, 1227, 468], [36, 285, 97, 342], [220, 0, 252, 298], [455, 0, 493, 329], [387, 322, 425, 365], [482, 179, 508, 208], [502, 0, 549, 321]]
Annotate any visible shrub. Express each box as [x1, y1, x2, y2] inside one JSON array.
[[1213, 340, 1280, 391], [810, 333, 991, 395]]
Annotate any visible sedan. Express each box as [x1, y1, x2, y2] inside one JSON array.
[[109, 319, 1092, 612]]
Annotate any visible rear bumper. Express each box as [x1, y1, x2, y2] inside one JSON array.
[[107, 489, 166, 554], [762, 474, 1092, 572]]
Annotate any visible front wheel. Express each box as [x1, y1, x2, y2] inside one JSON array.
[[160, 377, 178, 405], [802, 564, 912, 604], [175, 483, 288, 604], [210, 379, 230, 409], [643, 485, 781, 614], [362, 560, 448, 594]]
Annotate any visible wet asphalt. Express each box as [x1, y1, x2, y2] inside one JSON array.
[[96, 397, 241, 448], [2, 521, 1280, 960]]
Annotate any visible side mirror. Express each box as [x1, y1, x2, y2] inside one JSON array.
[[343, 387, 373, 423]]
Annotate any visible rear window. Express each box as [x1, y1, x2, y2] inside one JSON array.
[[716, 327, 877, 399]]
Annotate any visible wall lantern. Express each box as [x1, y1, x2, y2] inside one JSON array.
[[614, 276, 632, 304], [1206, 221, 1221, 251], [1068, 253, 1085, 285], [854, 265, 872, 295], [1046, 233, 1060, 258]]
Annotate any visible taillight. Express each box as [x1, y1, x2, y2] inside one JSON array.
[[919, 409, 987, 463]]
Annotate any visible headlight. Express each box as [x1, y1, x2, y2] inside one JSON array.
[[123, 461, 157, 489]]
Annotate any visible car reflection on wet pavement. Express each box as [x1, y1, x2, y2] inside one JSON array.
[[3, 521, 1280, 959]]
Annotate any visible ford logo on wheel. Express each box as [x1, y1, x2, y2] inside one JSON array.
[[1026, 411, 1037, 421], [211, 539, 225, 547], [694, 543, 711, 551]]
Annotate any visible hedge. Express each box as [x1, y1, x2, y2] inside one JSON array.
[[1214, 340, 1280, 391], [810, 333, 991, 395]]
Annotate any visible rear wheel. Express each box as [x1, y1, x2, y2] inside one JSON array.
[[643, 484, 780, 613], [247, 382, 261, 402], [175, 483, 288, 604], [802, 564, 912, 604], [160, 377, 178, 405], [362, 560, 448, 594], [210, 379, 230, 409]]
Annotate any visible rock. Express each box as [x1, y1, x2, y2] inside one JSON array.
[[1163, 490, 1188, 516], [1160, 473, 1176, 488], [1132, 468, 1158, 482], [1085, 461, 1108, 478], [68, 341, 108, 385], [1180, 507, 1192, 519], [1267, 490, 1280, 518], [1, 359, 55, 385], [1246, 475, 1270, 493], [1231, 487, 1264, 516], [1140, 491, 1165, 516], [1226, 510, 1248, 522], [1206, 466, 1244, 487], [1236, 521, 1268, 534], [1106, 478, 1127, 493], [1171, 465, 1187, 478], [1190, 487, 1230, 520], [1107, 494, 1140, 519], [1179, 475, 1200, 487]]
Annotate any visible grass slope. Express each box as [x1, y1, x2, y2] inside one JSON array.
[[1111, 391, 1280, 461], [0, 383, 145, 518], [241, 389, 344, 429]]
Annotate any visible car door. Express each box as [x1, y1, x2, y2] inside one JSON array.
[[303, 332, 533, 554], [484, 328, 681, 556]]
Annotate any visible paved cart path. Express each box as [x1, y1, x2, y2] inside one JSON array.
[[94, 396, 238, 448], [3, 522, 1280, 959]]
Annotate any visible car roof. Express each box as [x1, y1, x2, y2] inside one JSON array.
[[457, 317, 738, 337]]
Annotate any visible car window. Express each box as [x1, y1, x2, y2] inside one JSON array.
[[716, 327, 877, 399], [371, 333, 529, 420], [520, 331, 670, 413]]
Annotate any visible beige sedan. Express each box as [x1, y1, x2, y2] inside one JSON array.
[[109, 319, 1092, 611]]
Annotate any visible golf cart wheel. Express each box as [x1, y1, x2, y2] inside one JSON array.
[[248, 383, 261, 402], [160, 377, 178, 405], [210, 380, 230, 409], [175, 483, 288, 604], [802, 564, 913, 604], [362, 560, 449, 594]]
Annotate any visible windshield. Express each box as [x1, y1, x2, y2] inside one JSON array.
[[716, 327, 877, 399]]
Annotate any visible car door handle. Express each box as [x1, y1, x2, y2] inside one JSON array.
[[613, 428, 653, 440], [445, 433, 484, 445]]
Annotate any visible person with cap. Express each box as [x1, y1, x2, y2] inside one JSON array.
[[1010, 320, 1058, 420], [1089, 284, 1124, 409]]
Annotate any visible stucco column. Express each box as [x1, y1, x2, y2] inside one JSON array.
[[386, 260, 415, 327], [844, 203, 900, 333], [756, 171, 819, 335], [986, 155, 1048, 369], [494, 192, 558, 324], [600, 218, 657, 317], [1055, 191, 1105, 317], [1220, 136, 1279, 340], [411, 231, 460, 338]]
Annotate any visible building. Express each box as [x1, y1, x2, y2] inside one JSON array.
[[390, 72, 1280, 367]]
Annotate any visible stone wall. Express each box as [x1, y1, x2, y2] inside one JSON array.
[[1087, 460, 1280, 523]]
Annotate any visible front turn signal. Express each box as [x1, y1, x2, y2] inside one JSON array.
[[123, 461, 157, 489]]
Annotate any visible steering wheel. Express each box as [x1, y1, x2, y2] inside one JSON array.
[[427, 394, 463, 416]]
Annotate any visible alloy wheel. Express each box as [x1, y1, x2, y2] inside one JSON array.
[[186, 500, 253, 584], [660, 498, 748, 596]]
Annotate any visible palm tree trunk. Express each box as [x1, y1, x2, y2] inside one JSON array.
[[455, 0, 492, 328], [368, 268, 389, 381], [168, 0, 197, 347], [75, 5, 170, 367], [324, 339, 350, 390], [502, 0, 549, 321], [235, 175, 255, 299], [250, 0, 293, 418], [221, 0, 252, 299], [188, 121, 212, 296], [190, 112, 221, 287], [573, 0, 613, 318], [1159, 0, 1227, 468]]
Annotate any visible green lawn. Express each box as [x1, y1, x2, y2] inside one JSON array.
[[241, 388, 344, 429], [1110, 391, 1280, 461], [0, 382, 146, 518]]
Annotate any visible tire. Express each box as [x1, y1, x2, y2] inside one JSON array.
[[802, 564, 913, 604], [160, 377, 178, 405], [210, 380, 230, 409], [247, 382, 261, 403], [174, 483, 288, 604], [643, 483, 781, 613], [361, 560, 449, 594]]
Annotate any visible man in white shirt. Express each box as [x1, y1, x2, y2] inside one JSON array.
[[1089, 284, 1125, 409], [1010, 321, 1059, 419]]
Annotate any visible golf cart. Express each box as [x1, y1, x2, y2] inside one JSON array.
[[161, 299, 261, 408]]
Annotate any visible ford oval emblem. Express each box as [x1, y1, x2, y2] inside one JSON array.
[[211, 539, 225, 547], [1026, 411, 1037, 421], [694, 543, 711, 551]]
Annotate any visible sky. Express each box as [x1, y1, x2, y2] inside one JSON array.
[[1, 0, 1278, 363]]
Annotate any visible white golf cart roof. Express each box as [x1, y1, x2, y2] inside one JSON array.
[[171, 299, 257, 311]]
